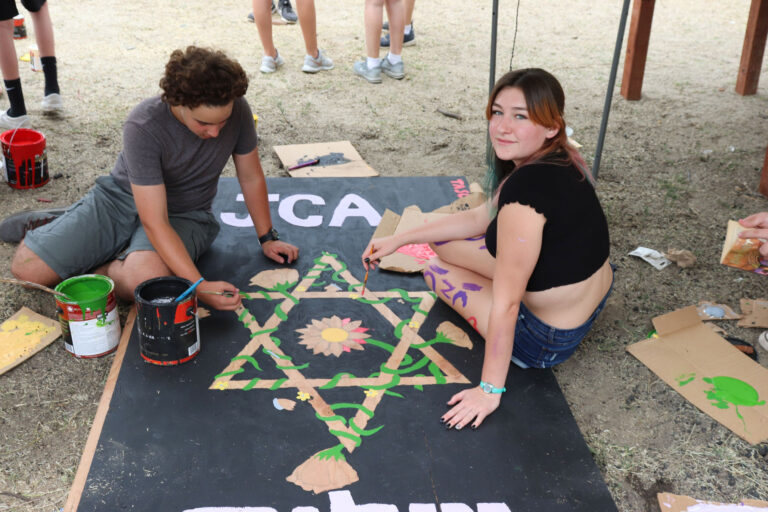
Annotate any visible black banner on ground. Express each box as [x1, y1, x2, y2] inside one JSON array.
[[75, 177, 616, 512]]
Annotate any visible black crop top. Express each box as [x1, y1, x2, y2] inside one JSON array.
[[484, 161, 609, 292]]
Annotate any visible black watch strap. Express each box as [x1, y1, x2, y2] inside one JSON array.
[[258, 227, 280, 245]]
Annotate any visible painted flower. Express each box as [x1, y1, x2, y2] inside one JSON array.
[[296, 316, 370, 357], [408, 319, 421, 329], [297, 391, 311, 401], [349, 293, 360, 299], [214, 381, 229, 390], [249, 269, 300, 290], [364, 389, 378, 397], [295, 285, 307, 292], [286, 448, 359, 493]]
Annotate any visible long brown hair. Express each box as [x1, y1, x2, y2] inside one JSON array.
[[484, 68, 591, 195]]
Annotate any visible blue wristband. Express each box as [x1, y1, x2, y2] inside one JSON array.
[[479, 381, 506, 394]]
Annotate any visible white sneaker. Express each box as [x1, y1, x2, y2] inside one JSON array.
[[41, 93, 63, 113], [0, 110, 31, 131], [260, 51, 285, 74], [302, 49, 334, 73]]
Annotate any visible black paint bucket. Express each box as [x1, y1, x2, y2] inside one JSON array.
[[134, 276, 200, 366]]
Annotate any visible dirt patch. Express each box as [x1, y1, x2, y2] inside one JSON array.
[[1, 0, 767, 510]]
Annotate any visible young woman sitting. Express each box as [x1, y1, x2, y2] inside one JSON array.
[[362, 68, 614, 430]]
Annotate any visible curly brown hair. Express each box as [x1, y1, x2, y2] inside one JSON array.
[[159, 46, 248, 108]]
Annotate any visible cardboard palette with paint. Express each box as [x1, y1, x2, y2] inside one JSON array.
[[627, 306, 768, 444], [273, 141, 378, 177], [0, 307, 60, 375]]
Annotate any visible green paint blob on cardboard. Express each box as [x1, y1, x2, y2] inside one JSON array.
[[703, 376, 766, 431], [676, 372, 695, 386]]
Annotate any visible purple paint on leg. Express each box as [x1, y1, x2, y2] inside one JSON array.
[[433, 240, 451, 246], [452, 290, 468, 308], [465, 235, 485, 242], [440, 278, 455, 297], [423, 270, 436, 292], [429, 264, 449, 275], [462, 283, 483, 291], [478, 245, 486, 250]]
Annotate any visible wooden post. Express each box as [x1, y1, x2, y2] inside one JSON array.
[[759, 144, 768, 198], [621, 0, 656, 101], [736, 0, 768, 95]]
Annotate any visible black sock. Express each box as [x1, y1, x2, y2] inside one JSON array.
[[41, 56, 60, 96], [3, 79, 26, 117]]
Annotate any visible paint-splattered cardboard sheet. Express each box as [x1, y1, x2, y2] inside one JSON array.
[[68, 177, 617, 511], [627, 306, 768, 444], [273, 140, 378, 177], [0, 307, 60, 375]]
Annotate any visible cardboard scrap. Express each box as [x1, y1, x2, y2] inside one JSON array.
[[370, 184, 487, 274], [273, 141, 378, 178], [664, 248, 697, 268], [374, 207, 450, 273], [720, 220, 768, 275], [432, 182, 486, 213], [629, 246, 672, 270], [696, 301, 741, 321], [657, 492, 768, 511], [738, 298, 768, 328], [627, 306, 768, 444], [0, 307, 61, 376]]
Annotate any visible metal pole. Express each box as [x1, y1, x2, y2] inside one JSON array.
[[489, 0, 499, 96], [592, 0, 632, 180], [487, 0, 500, 166]]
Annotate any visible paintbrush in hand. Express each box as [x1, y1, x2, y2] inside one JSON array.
[[362, 246, 374, 296], [199, 290, 243, 298]]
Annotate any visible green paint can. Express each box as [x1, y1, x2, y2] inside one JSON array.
[[55, 274, 121, 358]]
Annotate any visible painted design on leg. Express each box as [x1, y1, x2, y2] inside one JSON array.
[[439, 278, 456, 299], [423, 268, 436, 292], [452, 291, 467, 308], [428, 264, 448, 274]]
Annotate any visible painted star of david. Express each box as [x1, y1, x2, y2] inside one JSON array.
[[210, 252, 470, 445], [209, 251, 472, 492]]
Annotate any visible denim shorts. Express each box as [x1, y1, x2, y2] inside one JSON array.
[[511, 266, 615, 369]]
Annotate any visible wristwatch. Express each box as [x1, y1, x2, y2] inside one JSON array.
[[258, 227, 280, 245], [479, 381, 506, 394]]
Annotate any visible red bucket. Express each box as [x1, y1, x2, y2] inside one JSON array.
[[1, 128, 49, 189]]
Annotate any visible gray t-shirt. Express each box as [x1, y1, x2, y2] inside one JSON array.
[[110, 96, 258, 213]]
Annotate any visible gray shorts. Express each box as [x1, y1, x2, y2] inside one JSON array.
[[24, 175, 220, 279]]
